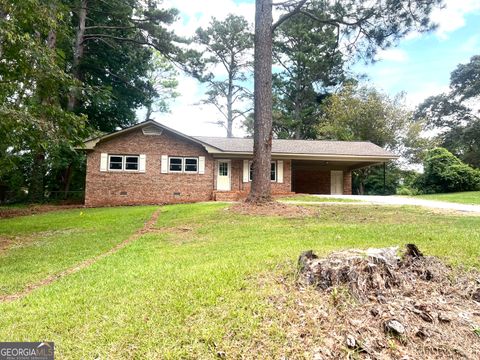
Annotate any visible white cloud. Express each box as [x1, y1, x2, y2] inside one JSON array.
[[431, 0, 480, 39], [164, 0, 255, 37], [404, 83, 449, 108], [376, 48, 409, 62]]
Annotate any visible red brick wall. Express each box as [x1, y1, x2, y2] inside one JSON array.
[[292, 168, 352, 195], [228, 159, 292, 195], [293, 170, 331, 194], [85, 128, 215, 206], [343, 170, 352, 195]]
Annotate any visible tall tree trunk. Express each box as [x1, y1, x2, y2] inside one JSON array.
[[226, 71, 234, 138], [68, 0, 87, 111], [29, 152, 46, 203], [294, 77, 302, 139], [63, 163, 73, 199], [247, 0, 273, 204], [145, 102, 153, 121]]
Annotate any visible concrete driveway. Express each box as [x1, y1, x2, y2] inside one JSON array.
[[303, 195, 480, 214]]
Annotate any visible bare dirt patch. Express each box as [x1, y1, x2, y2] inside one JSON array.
[[229, 201, 318, 217], [268, 245, 480, 359], [0, 229, 79, 255], [0, 204, 83, 219], [0, 236, 12, 252]]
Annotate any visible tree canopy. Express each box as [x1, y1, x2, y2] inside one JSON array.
[[194, 14, 253, 137], [416, 55, 480, 168], [0, 0, 183, 202]]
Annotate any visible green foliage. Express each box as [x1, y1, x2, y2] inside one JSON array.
[[318, 84, 431, 194], [0, 0, 183, 202], [416, 148, 480, 193], [272, 14, 345, 139], [416, 55, 480, 167], [144, 52, 179, 120], [353, 164, 398, 195], [319, 85, 423, 155], [69, 0, 181, 132]]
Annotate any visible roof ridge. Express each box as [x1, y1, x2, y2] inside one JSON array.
[[194, 136, 375, 144]]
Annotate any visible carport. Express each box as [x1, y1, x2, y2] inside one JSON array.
[[291, 158, 392, 195]]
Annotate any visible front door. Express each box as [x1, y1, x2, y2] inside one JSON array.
[[216, 160, 231, 191], [330, 170, 344, 195]]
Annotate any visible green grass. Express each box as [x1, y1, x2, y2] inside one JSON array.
[[0, 206, 156, 295], [0, 203, 479, 358], [410, 191, 480, 205], [279, 194, 360, 202]]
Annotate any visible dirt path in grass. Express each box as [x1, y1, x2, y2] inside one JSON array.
[[0, 208, 161, 303]]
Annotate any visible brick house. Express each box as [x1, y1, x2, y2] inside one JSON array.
[[83, 120, 397, 206]]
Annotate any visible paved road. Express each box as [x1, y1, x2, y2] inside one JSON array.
[[299, 195, 480, 214]]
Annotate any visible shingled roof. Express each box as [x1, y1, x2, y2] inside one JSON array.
[[83, 120, 397, 160], [194, 136, 396, 158]]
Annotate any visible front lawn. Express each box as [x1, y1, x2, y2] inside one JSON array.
[[0, 203, 479, 358], [411, 191, 480, 205], [0, 206, 156, 295]]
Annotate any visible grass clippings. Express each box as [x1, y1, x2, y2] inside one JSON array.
[[229, 201, 318, 217]]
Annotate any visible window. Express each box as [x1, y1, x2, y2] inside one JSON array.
[[125, 156, 139, 171], [271, 161, 277, 181], [249, 161, 277, 182], [169, 157, 183, 172], [168, 157, 199, 173], [108, 155, 140, 171], [109, 155, 124, 170], [219, 162, 228, 176], [184, 158, 198, 173]]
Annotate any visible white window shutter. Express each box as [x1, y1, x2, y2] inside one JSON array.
[[139, 154, 146, 172], [277, 160, 284, 183], [100, 153, 108, 172], [243, 160, 249, 183], [198, 156, 205, 174], [161, 155, 168, 173]]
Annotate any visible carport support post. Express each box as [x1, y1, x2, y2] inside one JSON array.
[[383, 162, 386, 195]]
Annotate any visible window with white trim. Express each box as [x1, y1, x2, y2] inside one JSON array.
[[168, 156, 199, 173], [270, 161, 277, 181], [169, 157, 183, 172], [249, 161, 277, 182], [125, 156, 139, 171], [184, 158, 198, 173], [109, 155, 123, 170], [108, 155, 139, 171]]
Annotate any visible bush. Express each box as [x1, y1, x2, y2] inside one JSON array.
[[416, 147, 480, 193], [396, 186, 418, 196]]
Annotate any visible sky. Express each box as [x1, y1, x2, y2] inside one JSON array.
[[151, 0, 480, 137]]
